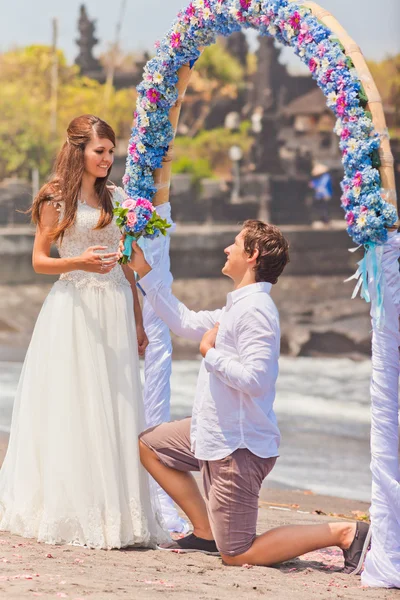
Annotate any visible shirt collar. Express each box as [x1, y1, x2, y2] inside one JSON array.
[[226, 282, 272, 310]]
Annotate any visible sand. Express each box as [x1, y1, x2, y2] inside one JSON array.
[[0, 428, 398, 600]]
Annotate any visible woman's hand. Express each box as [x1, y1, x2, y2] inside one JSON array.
[[136, 324, 149, 357], [78, 246, 119, 274]]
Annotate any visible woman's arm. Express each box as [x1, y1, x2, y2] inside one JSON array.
[[32, 202, 118, 275], [122, 264, 148, 356]]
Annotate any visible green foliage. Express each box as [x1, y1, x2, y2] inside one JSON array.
[[173, 121, 252, 178], [196, 42, 245, 86], [172, 156, 214, 187], [0, 45, 136, 181]]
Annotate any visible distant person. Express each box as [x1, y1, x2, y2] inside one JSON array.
[[309, 163, 333, 224], [0, 115, 169, 549], [123, 221, 370, 574]]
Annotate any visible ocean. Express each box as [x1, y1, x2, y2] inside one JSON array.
[[0, 356, 377, 502]]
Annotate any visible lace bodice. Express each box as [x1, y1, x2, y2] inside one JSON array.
[[56, 187, 130, 289]]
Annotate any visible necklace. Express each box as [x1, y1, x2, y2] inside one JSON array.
[[79, 192, 101, 209]]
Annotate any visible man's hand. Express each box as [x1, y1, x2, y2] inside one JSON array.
[[136, 324, 149, 357], [199, 323, 219, 358], [118, 239, 152, 278]]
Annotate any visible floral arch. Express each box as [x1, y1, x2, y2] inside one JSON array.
[[123, 0, 400, 587]]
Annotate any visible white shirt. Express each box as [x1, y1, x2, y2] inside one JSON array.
[[139, 270, 281, 461]]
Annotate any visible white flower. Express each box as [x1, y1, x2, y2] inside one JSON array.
[[285, 24, 295, 39], [321, 57, 330, 70], [357, 214, 367, 227], [203, 7, 212, 19], [268, 24, 278, 35], [252, 1, 261, 13], [327, 92, 338, 105], [190, 16, 199, 25], [137, 142, 146, 154], [153, 72, 164, 84], [298, 47, 306, 57], [348, 139, 358, 152], [353, 187, 361, 198], [194, 0, 204, 7], [229, 6, 238, 17]]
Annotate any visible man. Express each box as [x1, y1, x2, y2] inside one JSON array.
[[125, 219, 370, 574], [309, 163, 333, 224]]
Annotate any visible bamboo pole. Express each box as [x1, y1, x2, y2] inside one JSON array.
[[289, 0, 398, 226], [152, 60, 198, 206]]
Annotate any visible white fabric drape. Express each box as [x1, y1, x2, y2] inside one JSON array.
[[141, 203, 189, 534], [362, 231, 400, 588]]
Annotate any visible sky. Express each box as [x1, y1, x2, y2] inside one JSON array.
[[1, 0, 399, 74]]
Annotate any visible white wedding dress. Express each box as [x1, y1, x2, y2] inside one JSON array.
[[0, 188, 169, 549]]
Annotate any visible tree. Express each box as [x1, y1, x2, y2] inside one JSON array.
[[0, 45, 136, 181]]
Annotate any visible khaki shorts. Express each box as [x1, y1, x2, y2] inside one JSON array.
[[140, 417, 277, 556]]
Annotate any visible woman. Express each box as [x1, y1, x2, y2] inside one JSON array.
[[0, 115, 169, 549]]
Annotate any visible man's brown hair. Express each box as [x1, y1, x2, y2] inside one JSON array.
[[242, 220, 290, 284]]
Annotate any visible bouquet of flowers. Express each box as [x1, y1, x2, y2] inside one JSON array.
[[114, 197, 171, 264]]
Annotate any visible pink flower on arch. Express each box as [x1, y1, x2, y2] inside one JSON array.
[[122, 174, 130, 186], [360, 205, 368, 214], [346, 211, 355, 226], [289, 11, 301, 29], [239, 0, 251, 9], [146, 88, 160, 104], [186, 4, 195, 17], [353, 172, 363, 187], [309, 58, 318, 73], [341, 128, 351, 141], [171, 32, 182, 48], [341, 197, 350, 207], [336, 94, 347, 116], [317, 43, 327, 57]]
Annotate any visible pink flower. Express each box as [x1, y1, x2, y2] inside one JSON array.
[[289, 11, 301, 29], [136, 198, 155, 211], [346, 211, 355, 225], [127, 211, 138, 228], [145, 74, 153, 82], [146, 88, 160, 103], [171, 32, 182, 48], [341, 128, 351, 141], [236, 10, 246, 22], [341, 197, 350, 207], [261, 15, 271, 25], [336, 94, 347, 116], [299, 22, 313, 44], [186, 4, 195, 16], [317, 43, 327, 57], [309, 58, 318, 73], [128, 143, 137, 156], [240, 0, 251, 9], [122, 199, 136, 209], [353, 172, 363, 187], [154, 40, 160, 49], [360, 205, 368, 214], [122, 174, 130, 185]]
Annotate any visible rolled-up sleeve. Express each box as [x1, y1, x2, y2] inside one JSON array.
[[204, 308, 278, 396], [139, 268, 222, 342]]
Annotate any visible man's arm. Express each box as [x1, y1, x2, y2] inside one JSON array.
[[127, 241, 222, 342], [203, 308, 279, 397]]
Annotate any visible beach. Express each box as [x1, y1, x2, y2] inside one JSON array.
[[0, 469, 396, 600], [1, 280, 397, 599]]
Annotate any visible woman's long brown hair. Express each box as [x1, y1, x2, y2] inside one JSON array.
[[31, 114, 116, 242]]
